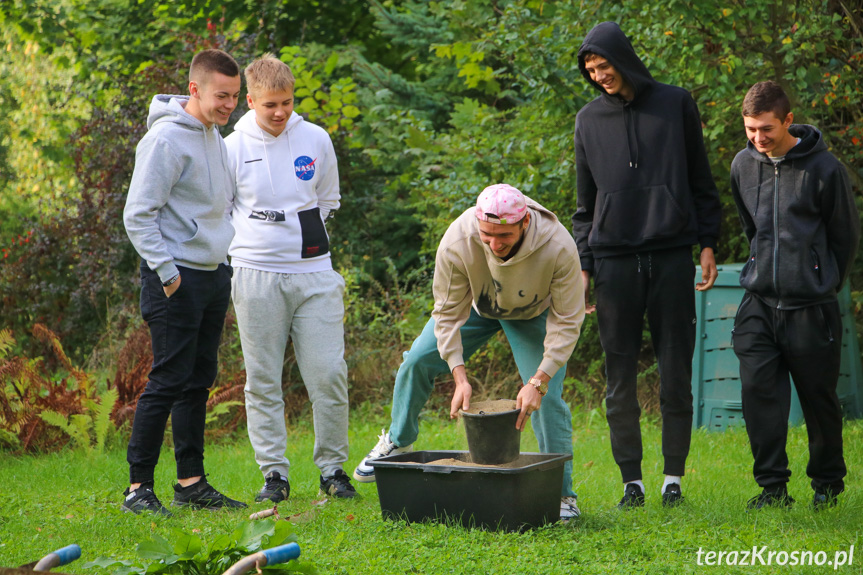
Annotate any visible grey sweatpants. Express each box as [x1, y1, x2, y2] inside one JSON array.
[[232, 267, 349, 478]]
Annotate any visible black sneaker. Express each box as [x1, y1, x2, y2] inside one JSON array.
[[812, 489, 840, 511], [746, 485, 794, 510], [320, 469, 358, 499], [662, 483, 684, 507], [121, 482, 172, 517], [618, 483, 645, 509], [256, 471, 290, 503], [173, 478, 248, 510]]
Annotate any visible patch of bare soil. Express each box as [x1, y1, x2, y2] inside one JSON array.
[[426, 454, 536, 469], [461, 399, 517, 415]]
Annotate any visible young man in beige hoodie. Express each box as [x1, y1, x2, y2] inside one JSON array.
[[354, 184, 586, 519]]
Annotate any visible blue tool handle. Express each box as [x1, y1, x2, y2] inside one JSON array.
[[53, 545, 82, 566], [262, 543, 300, 565]]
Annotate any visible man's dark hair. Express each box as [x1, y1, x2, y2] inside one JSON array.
[[189, 49, 240, 84], [742, 81, 791, 119]]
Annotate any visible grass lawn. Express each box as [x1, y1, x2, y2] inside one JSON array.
[[1, 405, 861, 574]]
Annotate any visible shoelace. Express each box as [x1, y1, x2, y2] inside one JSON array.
[[330, 473, 351, 487], [137, 489, 163, 507], [370, 429, 393, 457], [191, 482, 225, 501], [265, 476, 286, 488]]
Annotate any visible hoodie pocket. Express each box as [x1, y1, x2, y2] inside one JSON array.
[[298, 207, 330, 259], [590, 185, 689, 247], [177, 216, 234, 265]]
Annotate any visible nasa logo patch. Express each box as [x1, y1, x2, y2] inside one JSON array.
[[294, 156, 317, 181]]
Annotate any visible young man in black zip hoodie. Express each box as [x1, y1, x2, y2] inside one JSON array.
[[571, 22, 722, 508], [731, 81, 859, 510]]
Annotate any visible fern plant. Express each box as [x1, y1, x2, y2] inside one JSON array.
[[39, 387, 119, 454], [0, 329, 14, 359]]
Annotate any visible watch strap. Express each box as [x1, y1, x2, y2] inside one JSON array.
[[528, 376, 547, 396]]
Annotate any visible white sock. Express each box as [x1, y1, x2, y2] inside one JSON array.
[[663, 475, 682, 493], [625, 480, 645, 494]]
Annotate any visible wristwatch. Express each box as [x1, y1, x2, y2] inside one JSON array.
[[528, 377, 548, 396]]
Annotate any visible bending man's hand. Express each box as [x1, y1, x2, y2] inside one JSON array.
[[450, 365, 472, 419], [695, 247, 717, 291], [515, 371, 548, 432]]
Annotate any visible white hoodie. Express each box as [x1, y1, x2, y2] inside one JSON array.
[[224, 110, 340, 273]]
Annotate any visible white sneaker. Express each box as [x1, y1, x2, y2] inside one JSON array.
[[560, 496, 580, 520], [352, 429, 413, 483]]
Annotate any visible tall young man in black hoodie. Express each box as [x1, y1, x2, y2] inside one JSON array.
[[571, 22, 722, 508], [731, 81, 859, 510]]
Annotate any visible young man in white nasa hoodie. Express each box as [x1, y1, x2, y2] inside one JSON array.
[[225, 54, 355, 502]]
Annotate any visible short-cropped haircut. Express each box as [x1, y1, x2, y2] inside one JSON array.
[[189, 49, 240, 83]]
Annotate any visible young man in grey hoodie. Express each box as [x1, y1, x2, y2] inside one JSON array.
[[121, 49, 247, 516]]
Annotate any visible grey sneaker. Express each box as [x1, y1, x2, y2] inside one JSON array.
[[121, 482, 172, 517], [353, 429, 413, 483], [256, 471, 290, 503], [320, 469, 358, 499], [560, 496, 580, 520], [172, 478, 248, 510]]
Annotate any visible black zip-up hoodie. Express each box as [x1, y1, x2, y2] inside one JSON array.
[[731, 124, 860, 309], [571, 22, 721, 273]]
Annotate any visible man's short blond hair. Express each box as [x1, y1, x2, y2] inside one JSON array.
[[245, 53, 295, 97]]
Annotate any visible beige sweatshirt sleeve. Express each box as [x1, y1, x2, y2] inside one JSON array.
[[432, 242, 474, 372], [538, 241, 585, 377]]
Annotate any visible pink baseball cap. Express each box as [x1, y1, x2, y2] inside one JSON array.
[[475, 184, 527, 224]]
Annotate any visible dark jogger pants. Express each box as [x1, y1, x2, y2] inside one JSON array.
[[593, 247, 696, 482], [127, 263, 232, 484], [733, 294, 846, 493]]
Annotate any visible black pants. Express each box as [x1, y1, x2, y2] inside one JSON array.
[[127, 263, 232, 483], [732, 294, 845, 493], [594, 247, 696, 482]]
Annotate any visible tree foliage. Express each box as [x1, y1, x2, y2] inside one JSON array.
[[0, 0, 860, 410]]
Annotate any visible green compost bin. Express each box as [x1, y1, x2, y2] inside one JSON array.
[[692, 263, 863, 431]]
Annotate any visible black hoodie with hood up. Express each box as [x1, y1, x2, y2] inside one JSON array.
[[731, 124, 859, 310], [571, 22, 721, 273]]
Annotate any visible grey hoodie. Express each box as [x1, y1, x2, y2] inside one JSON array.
[[123, 94, 236, 282]]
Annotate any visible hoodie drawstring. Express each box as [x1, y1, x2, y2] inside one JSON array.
[[257, 125, 278, 196], [256, 119, 302, 199], [286, 128, 301, 197], [624, 106, 639, 169], [202, 128, 214, 196]]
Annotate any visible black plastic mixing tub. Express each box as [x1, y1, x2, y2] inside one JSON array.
[[369, 450, 572, 531]]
